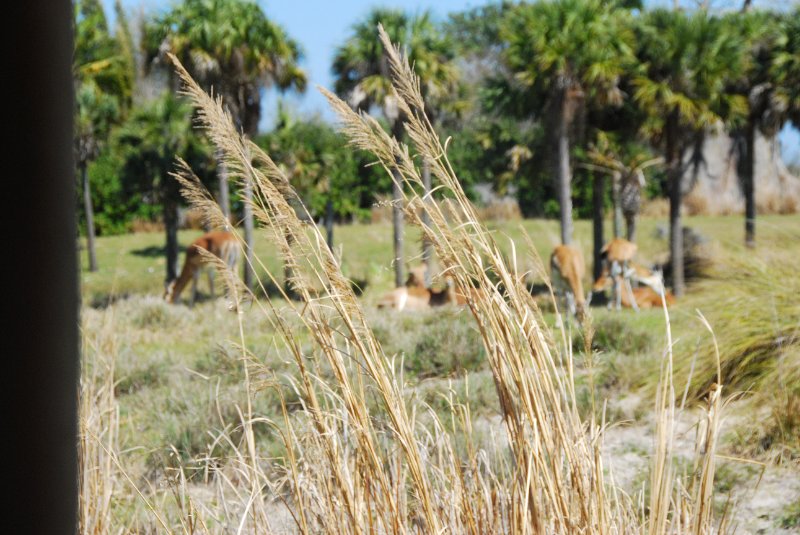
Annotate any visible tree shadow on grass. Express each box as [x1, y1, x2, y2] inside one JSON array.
[[130, 242, 190, 258], [253, 275, 369, 301], [87, 292, 133, 309]]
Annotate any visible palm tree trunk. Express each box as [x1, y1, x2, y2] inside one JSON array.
[[391, 121, 405, 288], [391, 167, 405, 287], [743, 120, 756, 248], [593, 173, 605, 281], [325, 196, 334, 252], [240, 126, 256, 291], [557, 89, 573, 245], [284, 229, 296, 299], [611, 172, 623, 239], [81, 162, 98, 272], [164, 179, 180, 285], [215, 147, 231, 224], [625, 212, 637, 243], [421, 157, 433, 287], [666, 113, 684, 297], [243, 163, 255, 291]]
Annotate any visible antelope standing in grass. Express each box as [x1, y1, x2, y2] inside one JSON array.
[[164, 231, 240, 305], [594, 238, 639, 311], [550, 244, 590, 322]]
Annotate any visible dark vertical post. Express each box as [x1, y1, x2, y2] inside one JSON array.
[[743, 122, 756, 248], [81, 162, 98, 271], [666, 114, 685, 297], [592, 173, 605, 281], [164, 182, 180, 284], [325, 201, 335, 252], [9, 2, 79, 532]]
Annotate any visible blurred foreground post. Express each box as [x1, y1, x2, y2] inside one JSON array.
[[8, 1, 79, 532]]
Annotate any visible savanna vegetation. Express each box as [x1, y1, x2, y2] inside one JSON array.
[[75, 0, 800, 532]]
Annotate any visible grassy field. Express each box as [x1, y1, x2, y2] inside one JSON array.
[[80, 214, 797, 302], [79, 214, 800, 532]]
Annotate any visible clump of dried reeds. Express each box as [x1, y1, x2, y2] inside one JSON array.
[[79, 310, 174, 534], [79, 323, 120, 534], [91, 28, 734, 533]]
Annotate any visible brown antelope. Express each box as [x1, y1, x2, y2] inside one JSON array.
[[627, 286, 676, 309], [594, 238, 639, 311], [405, 263, 428, 289], [594, 261, 665, 290], [628, 262, 666, 294], [454, 285, 484, 307], [550, 244, 590, 321], [377, 264, 458, 311], [594, 275, 676, 309], [164, 231, 240, 305]]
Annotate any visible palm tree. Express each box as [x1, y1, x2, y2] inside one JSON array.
[[116, 94, 206, 285], [144, 0, 306, 290], [73, 0, 133, 271], [501, 0, 634, 246], [74, 82, 119, 273], [725, 11, 783, 248], [333, 8, 458, 288], [633, 9, 746, 296]]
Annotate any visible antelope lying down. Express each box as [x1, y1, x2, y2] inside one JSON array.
[[593, 264, 675, 309], [376, 264, 459, 311]]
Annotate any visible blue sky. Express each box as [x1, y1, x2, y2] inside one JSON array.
[[104, 0, 800, 164]]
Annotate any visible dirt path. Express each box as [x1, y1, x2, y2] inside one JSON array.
[[603, 395, 800, 534]]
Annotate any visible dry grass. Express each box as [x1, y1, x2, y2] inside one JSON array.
[[683, 194, 711, 217], [668, 243, 800, 463], [79, 317, 120, 534], [640, 198, 670, 217], [673, 249, 800, 401], [78, 29, 737, 534], [475, 199, 522, 222], [129, 217, 165, 233]]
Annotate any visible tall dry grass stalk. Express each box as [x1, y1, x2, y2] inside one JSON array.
[[79, 321, 120, 534], [82, 28, 732, 533]]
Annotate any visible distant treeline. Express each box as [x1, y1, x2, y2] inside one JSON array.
[[75, 0, 800, 239]]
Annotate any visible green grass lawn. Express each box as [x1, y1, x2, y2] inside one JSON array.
[[80, 213, 800, 305]]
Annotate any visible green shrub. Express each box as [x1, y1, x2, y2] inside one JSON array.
[[588, 315, 659, 356], [372, 308, 486, 379]]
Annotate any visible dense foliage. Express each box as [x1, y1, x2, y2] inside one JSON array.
[[255, 108, 387, 222], [76, 0, 800, 255]]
